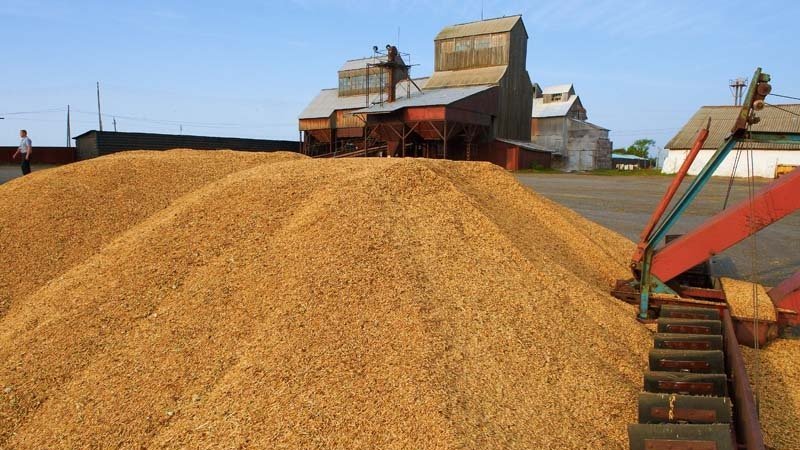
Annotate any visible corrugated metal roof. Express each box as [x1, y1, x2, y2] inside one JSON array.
[[338, 54, 406, 72], [568, 118, 609, 131], [435, 15, 522, 40], [425, 66, 507, 89], [496, 138, 555, 153], [532, 95, 578, 118], [541, 83, 573, 95], [299, 78, 429, 120], [352, 85, 494, 114], [611, 153, 648, 160], [665, 104, 800, 150]]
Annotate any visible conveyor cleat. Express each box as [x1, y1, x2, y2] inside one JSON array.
[[660, 305, 721, 321], [643, 371, 728, 397], [654, 333, 723, 351], [628, 423, 734, 450], [657, 318, 722, 335], [637, 392, 732, 424], [649, 349, 725, 374]]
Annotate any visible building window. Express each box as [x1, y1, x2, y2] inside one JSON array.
[[474, 36, 492, 49], [550, 93, 562, 102], [454, 38, 472, 52]]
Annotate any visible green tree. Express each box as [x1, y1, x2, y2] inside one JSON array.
[[625, 139, 655, 158]]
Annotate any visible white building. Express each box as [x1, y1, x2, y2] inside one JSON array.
[[662, 105, 800, 179]]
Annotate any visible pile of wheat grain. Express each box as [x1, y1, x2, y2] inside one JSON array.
[[0, 151, 653, 449], [742, 340, 800, 449], [720, 277, 777, 321]]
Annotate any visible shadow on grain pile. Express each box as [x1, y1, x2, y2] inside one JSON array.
[[0, 150, 651, 449]]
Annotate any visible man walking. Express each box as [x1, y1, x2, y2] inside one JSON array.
[[13, 130, 32, 175]]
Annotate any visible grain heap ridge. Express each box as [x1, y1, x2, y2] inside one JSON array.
[[0, 151, 654, 449]]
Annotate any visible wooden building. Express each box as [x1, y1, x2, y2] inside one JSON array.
[[1, 146, 76, 164], [530, 83, 612, 171], [298, 15, 547, 170], [298, 50, 418, 157], [73, 131, 300, 160], [428, 15, 533, 141]]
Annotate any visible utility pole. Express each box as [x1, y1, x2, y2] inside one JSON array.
[[729, 77, 747, 106], [113, 117, 117, 132], [66, 105, 72, 147], [179, 124, 183, 135], [97, 81, 104, 131]]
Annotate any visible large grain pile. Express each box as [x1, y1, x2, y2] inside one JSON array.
[[0, 151, 654, 449], [0, 149, 302, 317], [720, 277, 777, 322], [742, 340, 800, 449]]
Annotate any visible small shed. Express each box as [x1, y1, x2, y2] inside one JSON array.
[[611, 153, 651, 169], [73, 131, 300, 160], [493, 138, 553, 170]]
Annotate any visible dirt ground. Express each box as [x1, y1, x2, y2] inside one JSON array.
[[515, 173, 799, 287]]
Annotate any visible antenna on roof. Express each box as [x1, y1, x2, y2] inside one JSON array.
[[481, 0, 484, 20], [729, 77, 748, 106]]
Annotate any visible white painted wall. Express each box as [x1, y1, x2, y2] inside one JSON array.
[[662, 149, 800, 178]]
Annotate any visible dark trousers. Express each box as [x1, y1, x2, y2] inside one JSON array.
[[21, 157, 31, 175]]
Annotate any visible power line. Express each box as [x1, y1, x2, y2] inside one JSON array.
[[69, 109, 245, 128], [769, 93, 800, 102], [0, 108, 66, 115], [764, 102, 800, 118], [3, 106, 295, 129]]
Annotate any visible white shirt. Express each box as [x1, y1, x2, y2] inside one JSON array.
[[19, 137, 32, 154]]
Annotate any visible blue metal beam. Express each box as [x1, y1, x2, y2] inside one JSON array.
[[634, 68, 766, 318], [646, 136, 739, 250], [743, 131, 800, 145]]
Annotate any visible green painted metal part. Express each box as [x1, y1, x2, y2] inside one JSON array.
[[636, 68, 765, 318], [743, 131, 800, 145]]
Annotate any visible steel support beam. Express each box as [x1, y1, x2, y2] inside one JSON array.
[[651, 167, 800, 283], [770, 270, 800, 303], [742, 131, 800, 146], [770, 270, 800, 326], [633, 120, 710, 263]]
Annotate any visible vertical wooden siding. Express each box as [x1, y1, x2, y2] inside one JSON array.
[[434, 33, 510, 71], [494, 21, 533, 140]]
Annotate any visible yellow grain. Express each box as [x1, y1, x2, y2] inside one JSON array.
[[742, 340, 800, 449], [0, 151, 658, 449], [721, 277, 777, 321]]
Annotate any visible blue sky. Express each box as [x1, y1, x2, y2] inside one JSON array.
[[2, 0, 799, 154]]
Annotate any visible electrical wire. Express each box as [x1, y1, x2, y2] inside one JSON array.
[[0, 108, 66, 115], [764, 102, 800, 118], [743, 120, 761, 418], [769, 93, 800, 102], [722, 141, 743, 210]]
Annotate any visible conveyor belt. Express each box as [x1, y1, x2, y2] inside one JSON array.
[[628, 305, 766, 450]]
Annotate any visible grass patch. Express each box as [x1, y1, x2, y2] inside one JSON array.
[[515, 167, 669, 176], [515, 167, 560, 174], [580, 168, 669, 176]]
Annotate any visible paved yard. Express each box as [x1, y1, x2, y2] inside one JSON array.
[[515, 173, 799, 287], [0, 164, 58, 184]]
